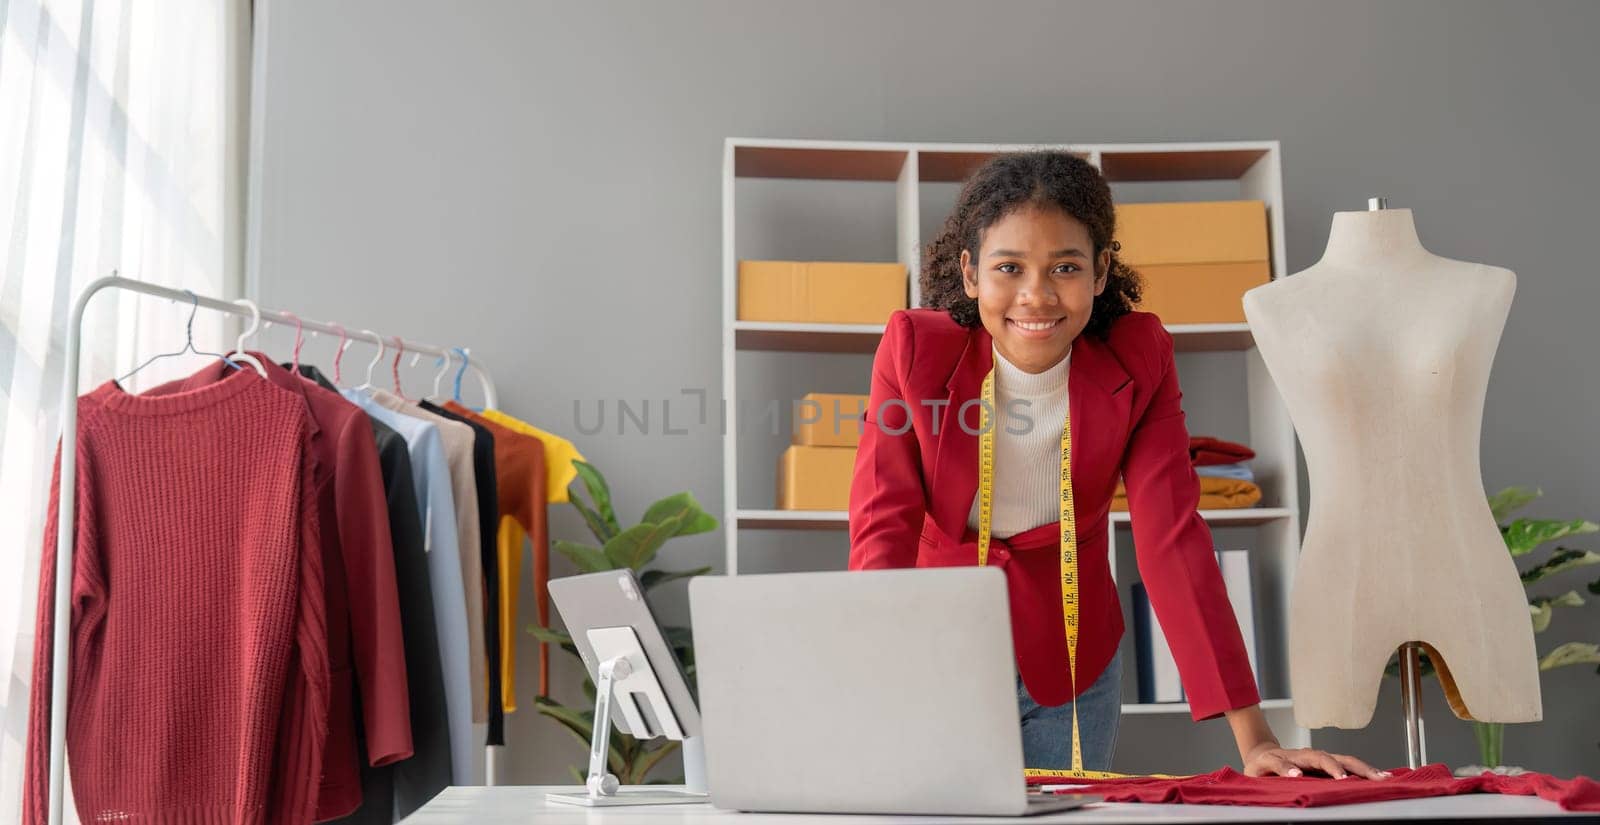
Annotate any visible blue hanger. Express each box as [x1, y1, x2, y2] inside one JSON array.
[[452, 347, 475, 409], [117, 289, 245, 385]]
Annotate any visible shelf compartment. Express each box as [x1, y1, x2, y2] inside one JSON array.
[[1100, 149, 1270, 182], [920, 149, 1091, 183], [737, 508, 850, 530], [734, 321, 1256, 354], [1113, 508, 1295, 528], [1121, 697, 1292, 716], [735, 145, 908, 181], [738, 508, 1296, 531], [734, 321, 885, 353]]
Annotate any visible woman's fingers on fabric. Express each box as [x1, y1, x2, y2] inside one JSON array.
[[1305, 750, 1349, 779], [1266, 752, 1301, 777], [1334, 752, 1390, 780]]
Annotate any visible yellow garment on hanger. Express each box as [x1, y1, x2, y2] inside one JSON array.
[[481, 409, 583, 503]]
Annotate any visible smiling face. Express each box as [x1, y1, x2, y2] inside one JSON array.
[[961, 205, 1111, 374]]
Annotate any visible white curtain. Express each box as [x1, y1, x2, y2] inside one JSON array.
[[0, 0, 248, 820]]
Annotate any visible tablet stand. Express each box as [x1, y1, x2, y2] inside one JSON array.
[[546, 626, 709, 807]]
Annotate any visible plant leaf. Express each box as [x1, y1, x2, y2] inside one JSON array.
[[603, 513, 687, 571], [534, 695, 627, 774], [632, 739, 682, 785], [568, 764, 586, 784], [569, 493, 614, 546], [573, 461, 621, 539], [640, 491, 718, 537], [527, 624, 574, 646], [1538, 642, 1600, 671], [1589, 575, 1600, 596], [639, 566, 713, 591], [1520, 548, 1600, 584], [1502, 519, 1599, 557], [1528, 591, 1584, 632], [1489, 486, 1542, 522], [554, 539, 615, 573]]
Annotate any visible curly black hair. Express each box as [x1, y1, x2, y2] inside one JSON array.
[[920, 151, 1142, 340]]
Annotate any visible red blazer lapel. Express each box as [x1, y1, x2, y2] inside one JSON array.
[[929, 326, 1134, 541], [930, 327, 991, 540]]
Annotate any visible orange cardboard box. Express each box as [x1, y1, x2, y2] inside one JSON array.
[[777, 444, 857, 511], [1133, 261, 1271, 325], [738, 261, 907, 325], [1114, 201, 1270, 325], [793, 393, 869, 448]]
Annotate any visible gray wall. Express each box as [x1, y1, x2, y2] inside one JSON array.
[[253, 0, 1600, 783]]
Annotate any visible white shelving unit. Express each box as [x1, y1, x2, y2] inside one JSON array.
[[720, 137, 1308, 749]]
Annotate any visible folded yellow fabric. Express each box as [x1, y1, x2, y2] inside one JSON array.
[[1112, 477, 1262, 512]]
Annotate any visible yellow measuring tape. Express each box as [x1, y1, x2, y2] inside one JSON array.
[[980, 366, 1178, 781]]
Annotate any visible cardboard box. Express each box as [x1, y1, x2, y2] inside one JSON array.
[[1134, 261, 1271, 325], [793, 392, 869, 448], [738, 261, 907, 325], [777, 444, 857, 511], [1114, 201, 1269, 266], [1114, 201, 1270, 325]]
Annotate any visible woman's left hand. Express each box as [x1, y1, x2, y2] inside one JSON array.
[[1243, 742, 1392, 780]]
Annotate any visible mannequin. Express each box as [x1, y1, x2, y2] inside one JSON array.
[[1241, 206, 1541, 730]]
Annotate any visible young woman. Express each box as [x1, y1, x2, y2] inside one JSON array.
[[847, 151, 1388, 780]]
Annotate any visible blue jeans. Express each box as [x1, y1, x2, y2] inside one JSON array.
[[1017, 649, 1122, 771]]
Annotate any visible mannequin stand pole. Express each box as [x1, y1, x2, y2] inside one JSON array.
[[1400, 641, 1428, 768]]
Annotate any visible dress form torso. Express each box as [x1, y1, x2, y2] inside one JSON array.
[[1242, 208, 1540, 729]]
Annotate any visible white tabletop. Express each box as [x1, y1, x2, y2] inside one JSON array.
[[401, 785, 1584, 823]]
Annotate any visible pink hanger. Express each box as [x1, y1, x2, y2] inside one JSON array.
[[391, 336, 407, 400], [332, 323, 351, 384], [281, 311, 306, 372]]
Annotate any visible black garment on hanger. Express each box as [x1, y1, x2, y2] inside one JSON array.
[[298, 364, 452, 819], [420, 399, 504, 747]]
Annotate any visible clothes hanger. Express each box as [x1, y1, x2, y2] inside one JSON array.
[[430, 349, 455, 401], [280, 310, 305, 372], [354, 329, 384, 391], [390, 336, 407, 400], [224, 299, 269, 377], [452, 347, 470, 406], [116, 290, 248, 384], [331, 323, 352, 384]]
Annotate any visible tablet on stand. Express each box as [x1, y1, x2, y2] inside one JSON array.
[[545, 569, 708, 807]]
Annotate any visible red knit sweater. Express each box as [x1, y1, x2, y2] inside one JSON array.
[[25, 371, 330, 825]]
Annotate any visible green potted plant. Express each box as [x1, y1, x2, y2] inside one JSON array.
[[528, 459, 716, 784], [1384, 486, 1600, 772]]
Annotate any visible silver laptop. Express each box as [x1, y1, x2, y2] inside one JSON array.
[[688, 566, 1100, 816]]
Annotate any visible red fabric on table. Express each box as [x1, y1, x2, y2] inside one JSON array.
[[1026, 764, 1600, 811], [1189, 435, 1255, 466]]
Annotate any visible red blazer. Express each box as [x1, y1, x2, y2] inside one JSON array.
[[848, 308, 1260, 721]]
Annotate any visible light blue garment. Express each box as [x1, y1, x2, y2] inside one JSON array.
[[1017, 648, 1123, 771], [1196, 462, 1255, 482], [344, 388, 475, 785]]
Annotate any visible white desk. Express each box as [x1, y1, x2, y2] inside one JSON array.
[[402, 785, 1585, 823]]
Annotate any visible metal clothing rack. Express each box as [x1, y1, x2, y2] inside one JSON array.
[[45, 275, 502, 825]]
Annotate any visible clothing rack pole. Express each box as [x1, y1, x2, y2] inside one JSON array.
[[46, 274, 502, 825]]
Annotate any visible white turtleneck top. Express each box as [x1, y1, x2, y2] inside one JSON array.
[[966, 344, 1072, 539]]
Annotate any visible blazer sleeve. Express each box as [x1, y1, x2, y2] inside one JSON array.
[[1120, 319, 1262, 721], [848, 311, 927, 570]]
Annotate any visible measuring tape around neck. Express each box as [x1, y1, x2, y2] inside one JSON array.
[[979, 365, 1135, 780]]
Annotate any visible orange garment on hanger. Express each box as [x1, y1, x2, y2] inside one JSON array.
[[444, 402, 549, 707], [478, 410, 583, 504]]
